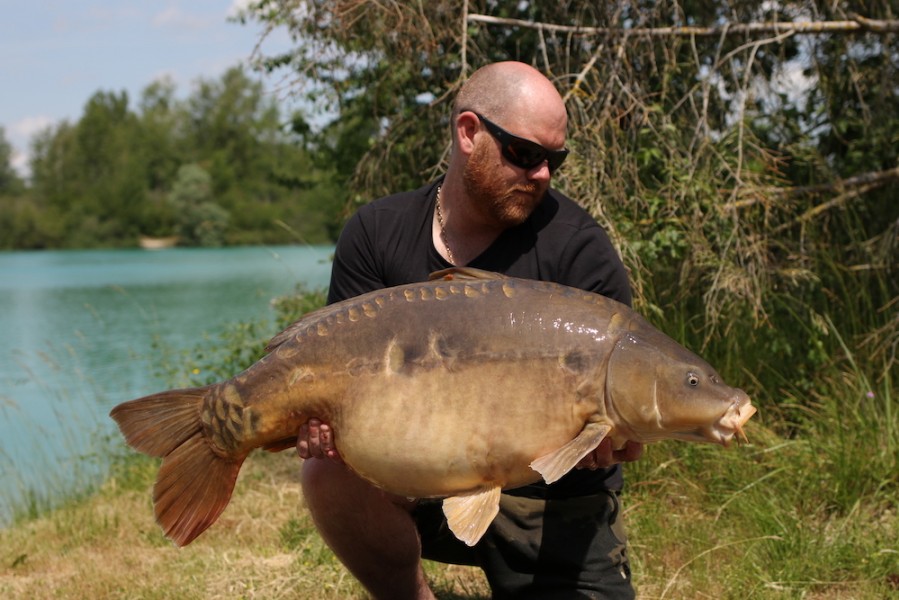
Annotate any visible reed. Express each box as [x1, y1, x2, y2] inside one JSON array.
[[0, 345, 119, 527], [624, 354, 898, 598]]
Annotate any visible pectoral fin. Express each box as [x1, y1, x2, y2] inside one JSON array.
[[442, 486, 502, 546], [530, 421, 612, 484]]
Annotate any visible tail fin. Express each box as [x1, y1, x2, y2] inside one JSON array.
[[110, 386, 246, 546]]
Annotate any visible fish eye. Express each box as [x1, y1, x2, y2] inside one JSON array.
[[687, 373, 699, 387]]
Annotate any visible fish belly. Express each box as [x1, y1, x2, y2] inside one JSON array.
[[332, 358, 591, 498]]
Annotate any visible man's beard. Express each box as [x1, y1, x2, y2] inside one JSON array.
[[462, 140, 546, 228]]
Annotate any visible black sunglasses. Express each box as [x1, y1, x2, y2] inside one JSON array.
[[465, 110, 569, 172]]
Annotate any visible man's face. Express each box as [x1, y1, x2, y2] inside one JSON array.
[[462, 134, 550, 228]]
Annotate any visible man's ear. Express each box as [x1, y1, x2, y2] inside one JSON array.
[[454, 111, 480, 156]]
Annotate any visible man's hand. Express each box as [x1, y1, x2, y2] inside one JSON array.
[[576, 438, 643, 470], [296, 418, 343, 462]]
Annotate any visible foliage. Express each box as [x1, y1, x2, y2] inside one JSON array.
[[158, 285, 328, 388], [241, 0, 898, 403], [167, 164, 229, 246], [3, 67, 346, 250], [271, 285, 329, 330], [0, 127, 24, 196]]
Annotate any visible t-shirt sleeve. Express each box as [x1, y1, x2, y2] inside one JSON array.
[[326, 208, 387, 305], [558, 224, 633, 307]]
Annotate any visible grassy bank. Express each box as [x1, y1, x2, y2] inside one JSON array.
[[1, 414, 895, 599], [0, 450, 489, 599]]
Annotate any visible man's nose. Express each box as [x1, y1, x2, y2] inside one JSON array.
[[527, 160, 552, 182]]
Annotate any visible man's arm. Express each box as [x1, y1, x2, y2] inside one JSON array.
[[326, 207, 388, 305]]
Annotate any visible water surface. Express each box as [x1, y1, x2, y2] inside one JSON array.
[[0, 245, 333, 524]]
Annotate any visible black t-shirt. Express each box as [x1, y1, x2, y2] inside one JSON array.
[[327, 178, 633, 496]]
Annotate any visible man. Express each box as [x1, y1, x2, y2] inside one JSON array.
[[297, 61, 643, 599]]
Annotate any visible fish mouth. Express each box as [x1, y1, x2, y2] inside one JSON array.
[[715, 395, 757, 447], [664, 393, 756, 446]]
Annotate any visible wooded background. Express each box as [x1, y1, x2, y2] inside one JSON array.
[[239, 1, 897, 385]]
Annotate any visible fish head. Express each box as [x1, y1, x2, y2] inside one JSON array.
[[605, 328, 755, 446]]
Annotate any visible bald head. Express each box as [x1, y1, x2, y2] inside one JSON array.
[[452, 62, 567, 137]]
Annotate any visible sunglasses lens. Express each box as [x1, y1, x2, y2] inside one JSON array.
[[471, 111, 569, 172], [505, 141, 546, 170], [506, 143, 569, 172], [547, 150, 569, 172]]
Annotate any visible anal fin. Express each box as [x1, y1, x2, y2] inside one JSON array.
[[442, 486, 502, 546], [530, 421, 612, 484]]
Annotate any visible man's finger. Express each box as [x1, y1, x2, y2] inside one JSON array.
[[296, 421, 311, 458], [307, 418, 324, 458], [319, 423, 333, 455], [613, 440, 644, 463]]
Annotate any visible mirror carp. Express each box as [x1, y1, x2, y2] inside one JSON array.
[[111, 268, 756, 547]]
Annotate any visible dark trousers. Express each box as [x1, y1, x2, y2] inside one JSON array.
[[414, 490, 635, 599]]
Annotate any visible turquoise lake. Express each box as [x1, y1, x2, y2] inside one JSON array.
[[0, 245, 334, 524]]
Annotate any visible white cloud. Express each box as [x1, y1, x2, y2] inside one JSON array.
[[10, 115, 54, 142], [7, 115, 55, 178], [11, 148, 29, 178], [227, 0, 256, 19]]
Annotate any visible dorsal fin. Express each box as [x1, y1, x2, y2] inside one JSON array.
[[429, 267, 507, 282]]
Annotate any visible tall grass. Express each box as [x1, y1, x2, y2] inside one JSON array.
[[623, 202, 899, 597], [624, 350, 898, 598], [0, 344, 119, 526]]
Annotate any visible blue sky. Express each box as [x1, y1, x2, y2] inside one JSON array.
[[1, 1, 293, 176]]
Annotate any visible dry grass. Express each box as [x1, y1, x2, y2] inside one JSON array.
[[0, 452, 489, 599]]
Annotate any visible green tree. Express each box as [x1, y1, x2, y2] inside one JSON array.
[[182, 66, 343, 245], [19, 64, 344, 248], [0, 127, 33, 249], [241, 0, 898, 398], [0, 127, 24, 195], [137, 77, 184, 190], [133, 79, 183, 237], [28, 91, 150, 246], [168, 164, 229, 246]]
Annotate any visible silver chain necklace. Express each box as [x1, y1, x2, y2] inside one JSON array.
[[435, 186, 456, 265]]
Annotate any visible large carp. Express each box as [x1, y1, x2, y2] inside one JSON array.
[[111, 268, 755, 547]]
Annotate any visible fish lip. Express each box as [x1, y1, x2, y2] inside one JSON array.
[[716, 395, 756, 446]]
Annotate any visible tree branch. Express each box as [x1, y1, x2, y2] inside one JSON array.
[[466, 13, 899, 37], [725, 165, 899, 211]]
